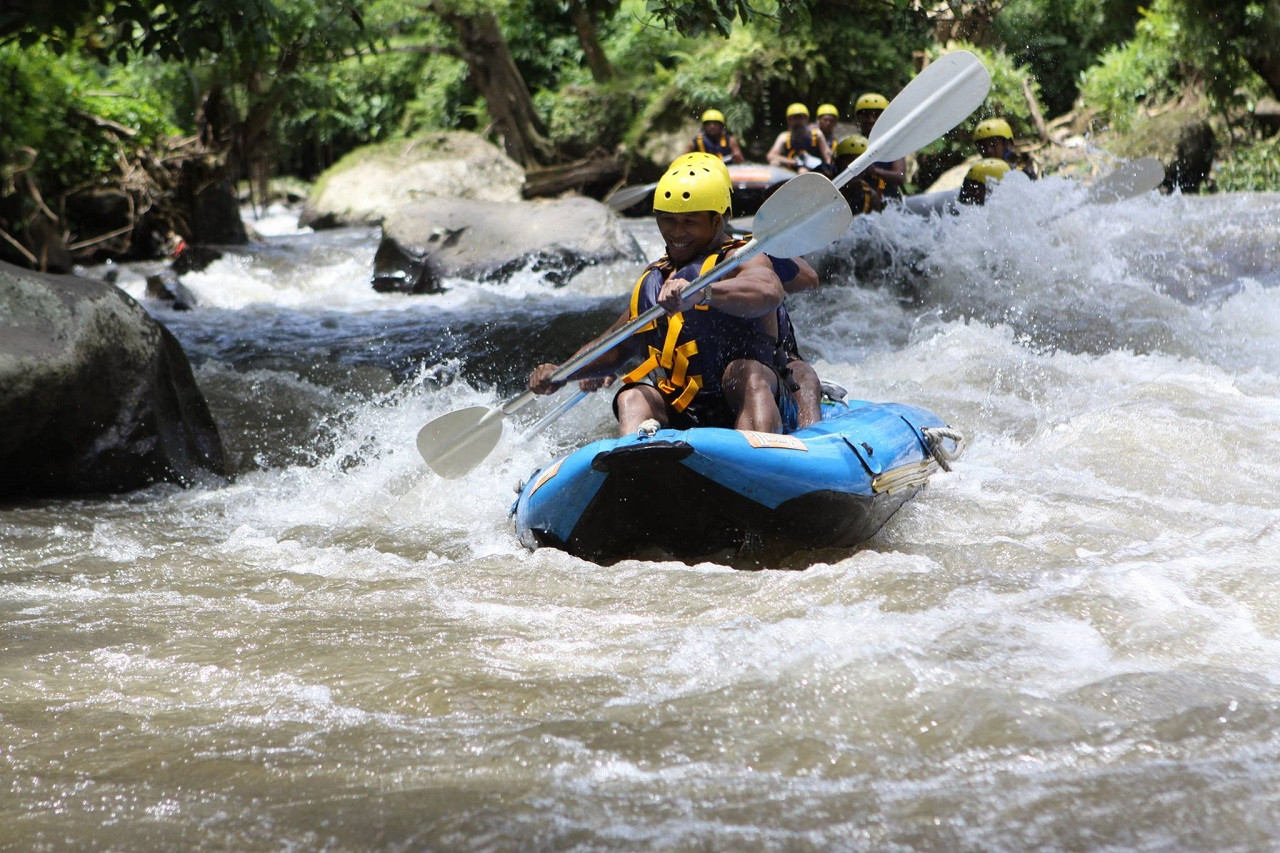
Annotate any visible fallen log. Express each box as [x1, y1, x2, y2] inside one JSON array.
[[522, 152, 626, 199]]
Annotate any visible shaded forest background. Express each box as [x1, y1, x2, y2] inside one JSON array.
[[2, 0, 1278, 271]]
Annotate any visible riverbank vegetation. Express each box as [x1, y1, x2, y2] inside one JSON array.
[[2, 0, 1277, 270]]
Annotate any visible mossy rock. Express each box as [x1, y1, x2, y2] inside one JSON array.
[[302, 132, 525, 229], [1106, 95, 1216, 192]]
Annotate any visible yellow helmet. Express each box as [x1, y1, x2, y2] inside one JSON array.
[[833, 134, 869, 158], [701, 108, 725, 124], [855, 93, 889, 112], [785, 102, 809, 119], [668, 151, 731, 186], [966, 158, 1011, 184], [816, 103, 839, 118], [973, 117, 1014, 142], [654, 160, 731, 215]]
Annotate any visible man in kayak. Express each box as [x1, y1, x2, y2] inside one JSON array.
[[528, 159, 795, 435], [668, 151, 825, 427], [830, 134, 883, 215], [686, 108, 745, 163], [972, 117, 1037, 179], [853, 92, 906, 200], [957, 158, 1010, 205], [767, 103, 832, 174]]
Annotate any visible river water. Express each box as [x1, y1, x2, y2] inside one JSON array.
[[4, 179, 1280, 849]]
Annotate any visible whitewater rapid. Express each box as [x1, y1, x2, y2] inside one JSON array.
[[4, 185, 1280, 848]]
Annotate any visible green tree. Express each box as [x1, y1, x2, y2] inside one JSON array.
[[1165, 0, 1280, 103], [993, 0, 1142, 116]]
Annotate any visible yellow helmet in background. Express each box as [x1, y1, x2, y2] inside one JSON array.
[[966, 158, 1011, 184], [833, 134, 869, 158], [668, 151, 731, 187], [973, 118, 1014, 141], [654, 160, 732, 215], [855, 93, 889, 112], [785, 102, 810, 119], [816, 103, 839, 118], [701, 108, 726, 124]]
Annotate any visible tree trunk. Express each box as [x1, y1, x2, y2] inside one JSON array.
[[568, 0, 613, 82], [430, 4, 555, 167], [1020, 77, 1050, 143], [1247, 55, 1280, 105]]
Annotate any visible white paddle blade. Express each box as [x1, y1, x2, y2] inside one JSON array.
[[871, 50, 992, 160], [1085, 157, 1165, 204], [416, 405, 505, 478], [835, 50, 992, 188], [752, 172, 853, 258], [605, 183, 656, 212]]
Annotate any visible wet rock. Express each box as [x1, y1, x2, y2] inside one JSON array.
[[170, 243, 222, 275], [373, 196, 644, 294], [145, 270, 198, 311], [301, 132, 526, 230], [0, 260, 226, 499]]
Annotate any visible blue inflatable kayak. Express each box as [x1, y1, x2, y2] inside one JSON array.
[[512, 399, 962, 563]]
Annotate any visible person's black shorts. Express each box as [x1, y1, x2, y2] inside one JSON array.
[[613, 368, 799, 433]]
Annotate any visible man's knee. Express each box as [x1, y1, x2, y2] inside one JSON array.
[[615, 383, 666, 432], [723, 359, 778, 393]]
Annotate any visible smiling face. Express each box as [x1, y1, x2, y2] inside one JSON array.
[[655, 211, 722, 266]]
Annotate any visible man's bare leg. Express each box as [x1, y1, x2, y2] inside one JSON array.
[[722, 359, 782, 433]]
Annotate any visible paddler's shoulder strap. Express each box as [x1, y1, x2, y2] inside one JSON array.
[[628, 255, 675, 327]]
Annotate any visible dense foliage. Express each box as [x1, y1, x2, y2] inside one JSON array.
[[0, 0, 1278, 267], [0, 44, 178, 195], [993, 0, 1142, 116]]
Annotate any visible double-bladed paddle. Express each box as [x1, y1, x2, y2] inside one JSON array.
[[416, 171, 852, 478], [833, 50, 992, 191]]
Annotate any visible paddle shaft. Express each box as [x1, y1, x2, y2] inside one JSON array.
[[522, 388, 590, 440]]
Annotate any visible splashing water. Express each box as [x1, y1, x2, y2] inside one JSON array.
[[6, 187, 1280, 847]]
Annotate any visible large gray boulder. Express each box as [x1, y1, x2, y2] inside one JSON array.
[[0, 261, 226, 499], [301, 132, 526, 229], [373, 195, 645, 293]]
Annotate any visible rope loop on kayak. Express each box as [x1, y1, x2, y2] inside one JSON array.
[[922, 426, 966, 472]]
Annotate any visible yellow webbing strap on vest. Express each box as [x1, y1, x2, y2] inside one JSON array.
[[620, 250, 730, 411]]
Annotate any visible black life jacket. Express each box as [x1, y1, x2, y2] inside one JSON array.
[[784, 128, 822, 160], [694, 131, 732, 157], [623, 239, 776, 412], [871, 161, 902, 199], [840, 179, 880, 214]]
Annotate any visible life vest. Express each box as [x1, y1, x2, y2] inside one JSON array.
[[623, 239, 776, 412], [784, 128, 823, 160], [871, 161, 902, 199], [840, 179, 880, 214], [762, 254, 801, 360], [694, 131, 732, 158]]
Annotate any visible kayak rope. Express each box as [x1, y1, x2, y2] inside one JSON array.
[[921, 427, 966, 472]]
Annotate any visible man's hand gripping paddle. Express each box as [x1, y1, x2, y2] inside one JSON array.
[[832, 50, 992, 191], [416, 172, 852, 478]]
